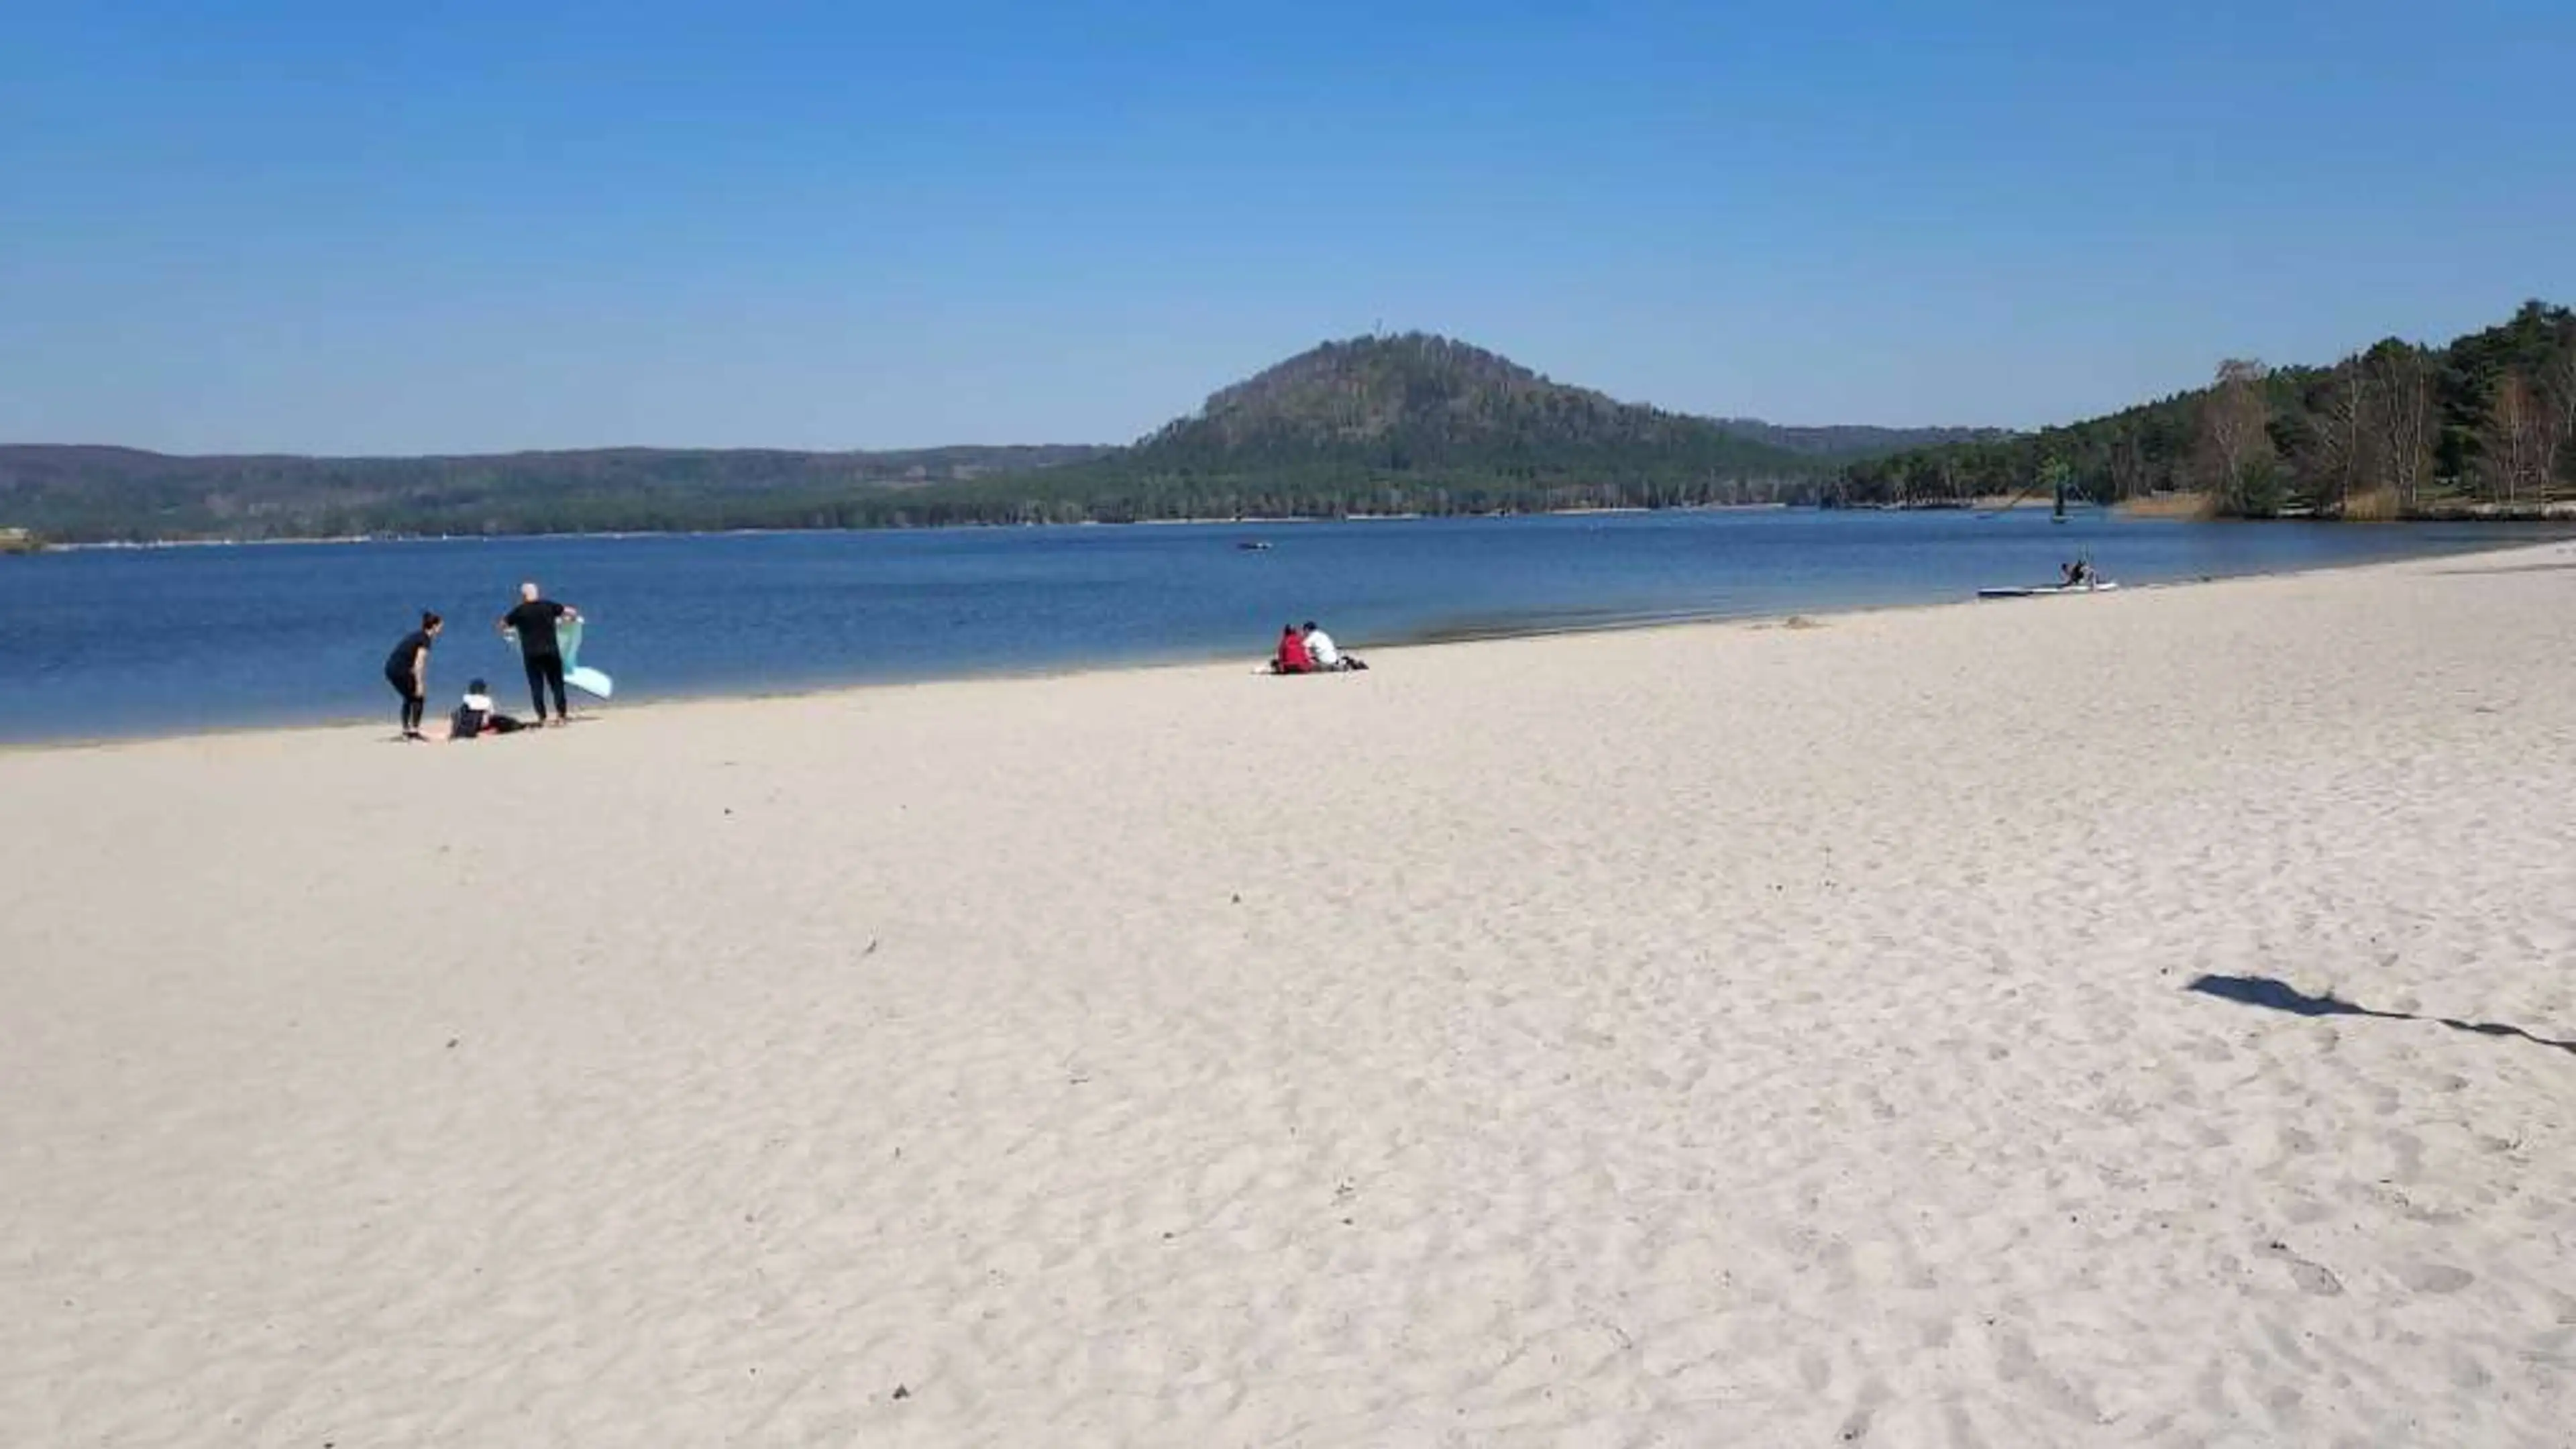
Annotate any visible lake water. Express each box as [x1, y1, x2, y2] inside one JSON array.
[[0, 510, 2549, 743]]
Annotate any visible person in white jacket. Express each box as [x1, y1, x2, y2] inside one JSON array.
[[1301, 621, 1341, 670]]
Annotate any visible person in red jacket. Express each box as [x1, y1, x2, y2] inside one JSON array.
[[1274, 623, 1312, 674]]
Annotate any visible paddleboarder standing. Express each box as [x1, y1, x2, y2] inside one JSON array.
[[498, 580, 581, 726]]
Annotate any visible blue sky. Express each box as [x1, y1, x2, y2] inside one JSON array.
[[3, 0, 2569, 453]]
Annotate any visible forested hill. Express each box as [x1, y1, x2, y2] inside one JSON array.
[[847, 335, 1850, 526], [1709, 419, 2007, 456], [3, 333, 1990, 541], [1835, 301, 2576, 517], [0, 443, 1108, 542]]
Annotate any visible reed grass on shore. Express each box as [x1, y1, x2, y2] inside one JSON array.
[[2112, 490, 2216, 521]]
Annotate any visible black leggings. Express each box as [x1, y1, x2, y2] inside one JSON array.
[[523, 652, 568, 721], [386, 671, 425, 733]]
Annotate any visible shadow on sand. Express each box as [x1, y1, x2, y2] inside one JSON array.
[[2188, 974, 2576, 1057]]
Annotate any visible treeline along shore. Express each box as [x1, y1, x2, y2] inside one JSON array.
[[1838, 301, 2576, 519], [5, 305, 2569, 547]]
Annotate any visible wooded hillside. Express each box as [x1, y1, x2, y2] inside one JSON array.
[[1834, 301, 2576, 517]]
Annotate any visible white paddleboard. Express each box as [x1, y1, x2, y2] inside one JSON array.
[[1978, 581, 2120, 598]]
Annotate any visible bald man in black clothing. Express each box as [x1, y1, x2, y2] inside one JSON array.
[[498, 580, 582, 726]]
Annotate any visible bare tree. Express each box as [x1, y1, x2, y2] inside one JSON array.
[[2196, 359, 2277, 513], [2481, 374, 2546, 506], [2365, 342, 2433, 511], [2313, 359, 2370, 515], [2542, 341, 2576, 498]]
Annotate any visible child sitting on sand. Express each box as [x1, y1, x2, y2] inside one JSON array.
[[448, 680, 529, 740]]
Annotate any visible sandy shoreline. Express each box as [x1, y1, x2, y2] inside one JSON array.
[[5, 544, 2575, 1444], [5, 537, 2555, 757]]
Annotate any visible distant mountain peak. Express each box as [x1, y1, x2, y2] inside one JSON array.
[[1200, 332, 1572, 417], [1140, 331, 1723, 462]]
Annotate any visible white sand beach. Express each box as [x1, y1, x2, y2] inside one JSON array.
[[5, 545, 2575, 1446]]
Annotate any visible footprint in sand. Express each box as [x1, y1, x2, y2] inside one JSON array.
[[2262, 1241, 2345, 1297], [2398, 1263, 2474, 1294], [1799, 1347, 1833, 1392]]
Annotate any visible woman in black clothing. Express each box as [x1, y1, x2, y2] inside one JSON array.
[[383, 611, 443, 740]]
